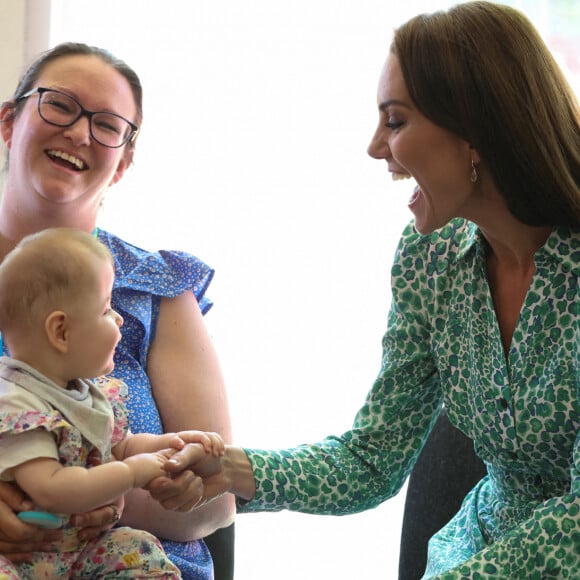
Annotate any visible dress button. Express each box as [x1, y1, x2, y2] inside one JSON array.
[[534, 475, 542, 486], [499, 398, 509, 410]]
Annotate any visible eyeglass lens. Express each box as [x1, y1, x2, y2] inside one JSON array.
[[38, 90, 133, 147]]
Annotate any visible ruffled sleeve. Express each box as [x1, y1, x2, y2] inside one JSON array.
[[97, 229, 214, 313]]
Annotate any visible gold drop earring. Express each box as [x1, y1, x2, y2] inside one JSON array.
[[470, 160, 479, 183]]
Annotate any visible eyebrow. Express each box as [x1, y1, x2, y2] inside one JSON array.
[[378, 99, 410, 112], [47, 85, 123, 116]]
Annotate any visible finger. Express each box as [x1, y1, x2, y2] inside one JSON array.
[[164, 443, 207, 474], [180, 432, 212, 454], [213, 438, 225, 457], [0, 531, 61, 559], [161, 475, 204, 512], [71, 502, 120, 530], [168, 433, 185, 450], [209, 433, 225, 456], [0, 482, 34, 512], [147, 474, 179, 502], [206, 433, 218, 455], [0, 541, 51, 556], [158, 447, 178, 460], [0, 506, 42, 543], [148, 471, 201, 511], [74, 503, 121, 542], [77, 526, 108, 542], [200, 434, 212, 454], [147, 472, 192, 503]]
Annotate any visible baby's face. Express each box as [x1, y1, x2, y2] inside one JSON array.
[[65, 259, 123, 379]]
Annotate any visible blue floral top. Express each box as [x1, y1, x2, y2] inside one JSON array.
[[98, 229, 215, 580], [239, 219, 580, 579]]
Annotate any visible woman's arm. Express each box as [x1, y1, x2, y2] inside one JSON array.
[[120, 291, 235, 541], [161, 443, 256, 504], [160, 228, 443, 518]]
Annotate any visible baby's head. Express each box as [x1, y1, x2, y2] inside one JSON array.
[[0, 228, 122, 382]]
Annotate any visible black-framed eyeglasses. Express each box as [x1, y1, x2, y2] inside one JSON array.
[[17, 87, 139, 148]]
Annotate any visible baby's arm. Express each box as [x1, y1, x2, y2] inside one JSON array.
[[12, 451, 171, 515], [113, 432, 185, 461], [115, 430, 224, 460]]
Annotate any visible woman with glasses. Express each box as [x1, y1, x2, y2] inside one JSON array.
[[0, 43, 235, 580]]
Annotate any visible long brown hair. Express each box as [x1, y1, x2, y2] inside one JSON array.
[[391, 1, 580, 226]]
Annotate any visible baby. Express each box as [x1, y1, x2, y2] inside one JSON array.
[[0, 228, 223, 579]]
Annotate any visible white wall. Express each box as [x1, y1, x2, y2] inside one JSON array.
[[0, 1, 25, 100], [0, 0, 52, 100]]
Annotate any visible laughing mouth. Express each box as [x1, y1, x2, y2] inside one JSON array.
[[390, 172, 421, 204], [391, 172, 412, 181], [47, 149, 87, 171], [409, 185, 421, 205]]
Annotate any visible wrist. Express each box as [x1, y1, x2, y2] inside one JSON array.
[[224, 446, 255, 501], [121, 456, 142, 488]]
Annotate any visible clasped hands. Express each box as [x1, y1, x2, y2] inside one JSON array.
[[147, 435, 229, 512]]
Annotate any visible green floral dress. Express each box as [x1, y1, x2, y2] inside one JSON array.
[[239, 218, 580, 579]]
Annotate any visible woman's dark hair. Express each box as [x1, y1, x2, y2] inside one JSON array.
[[391, 1, 580, 226], [8, 42, 143, 150]]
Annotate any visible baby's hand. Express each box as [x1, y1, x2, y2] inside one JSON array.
[[177, 431, 225, 457], [125, 450, 174, 488], [164, 433, 186, 451]]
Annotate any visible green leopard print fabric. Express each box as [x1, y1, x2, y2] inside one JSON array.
[[239, 218, 580, 578]]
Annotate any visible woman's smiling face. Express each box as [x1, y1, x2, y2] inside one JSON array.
[[1, 54, 135, 215], [367, 53, 479, 234]]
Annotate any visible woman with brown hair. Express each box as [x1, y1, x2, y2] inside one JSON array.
[[165, 2, 580, 577]]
